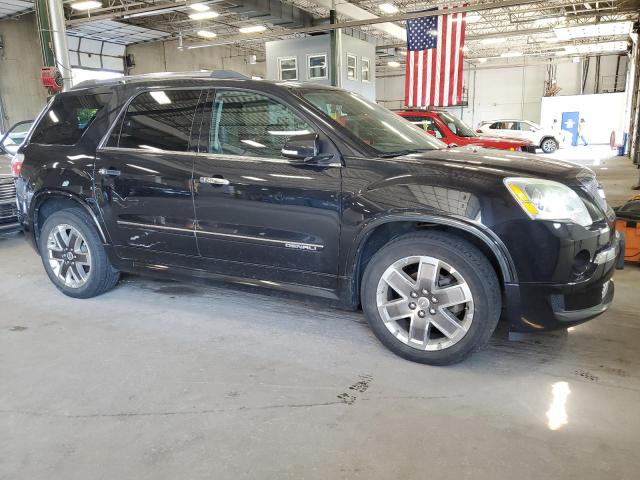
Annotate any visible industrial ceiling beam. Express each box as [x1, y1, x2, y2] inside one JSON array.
[[183, 0, 547, 48]]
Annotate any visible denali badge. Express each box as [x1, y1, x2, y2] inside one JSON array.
[[285, 242, 319, 251]]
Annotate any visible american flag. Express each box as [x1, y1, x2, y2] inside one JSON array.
[[405, 10, 466, 108]]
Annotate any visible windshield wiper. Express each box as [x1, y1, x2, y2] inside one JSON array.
[[380, 148, 432, 158]]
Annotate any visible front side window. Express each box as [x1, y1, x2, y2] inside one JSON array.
[[403, 116, 444, 139], [346, 54, 357, 80], [308, 54, 327, 80], [361, 58, 371, 82], [30, 93, 108, 145], [207, 89, 315, 158], [278, 57, 298, 81], [109, 89, 201, 151], [298, 88, 444, 155], [437, 112, 476, 137]]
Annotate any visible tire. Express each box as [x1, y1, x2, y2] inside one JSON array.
[[540, 137, 558, 154], [361, 231, 501, 365], [38, 207, 120, 298]]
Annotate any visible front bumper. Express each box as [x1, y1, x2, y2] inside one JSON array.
[[505, 238, 620, 332]]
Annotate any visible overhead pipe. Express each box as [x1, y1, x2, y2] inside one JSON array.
[[46, 0, 72, 90]]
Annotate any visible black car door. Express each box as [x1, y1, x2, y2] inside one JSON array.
[[95, 88, 202, 261], [192, 88, 342, 288]]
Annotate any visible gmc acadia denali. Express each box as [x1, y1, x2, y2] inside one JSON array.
[[15, 72, 621, 364]]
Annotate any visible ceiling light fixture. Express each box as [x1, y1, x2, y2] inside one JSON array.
[[477, 58, 488, 63], [379, 3, 399, 14], [190, 3, 210, 11], [239, 25, 267, 33], [197, 30, 217, 38], [189, 11, 220, 20], [564, 41, 627, 54], [70, 1, 102, 9], [466, 13, 481, 23], [501, 51, 523, 58], [555, 21, 633, 40], [150, 91, 172, 105], [387, 61, 401, 67]]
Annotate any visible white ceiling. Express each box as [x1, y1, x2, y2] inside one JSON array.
[[0, 0, 32, 19]]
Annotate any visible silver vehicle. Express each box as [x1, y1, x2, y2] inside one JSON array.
[[477, 119, 559, 153], [1, 121, 33, 234]]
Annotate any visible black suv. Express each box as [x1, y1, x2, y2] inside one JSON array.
[[15, 72, 621, 364]]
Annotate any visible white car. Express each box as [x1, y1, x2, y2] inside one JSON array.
[[477, 119, 559, 154]]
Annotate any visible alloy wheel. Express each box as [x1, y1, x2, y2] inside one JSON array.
[[376, 256, 474, 351], [542, 139, 557, 153], [46, 224, 92, 288]]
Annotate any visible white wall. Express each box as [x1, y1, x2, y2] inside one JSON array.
[[126, 40, 265, 79], [540, 92, 627, 144], [0, 14, 49, 131], [376, 54, 629, 129]]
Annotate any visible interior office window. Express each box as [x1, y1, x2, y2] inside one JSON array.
[[30, 93, 109, 145], [207, 90, 314, 158], [361, 57, 371, 82], [278, 57, 298, 81], [346, 54, 357, 80], [111, 89, 201, 151], [307, 53, 328, 80]]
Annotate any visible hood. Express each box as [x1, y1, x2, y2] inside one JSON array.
[[394, 147, 589, 184]]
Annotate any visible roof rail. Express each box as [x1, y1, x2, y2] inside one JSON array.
[[71, 70, 251, 90], [209, 70, 249, 79]]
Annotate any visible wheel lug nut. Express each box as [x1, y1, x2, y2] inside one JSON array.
[[429, 308, 436, 315], [431, 297, 438, 303], [422, 289, 429, 295], [408, 302, 417, 310], [410, 291, 418, 298], [418, 310, 426, 318]]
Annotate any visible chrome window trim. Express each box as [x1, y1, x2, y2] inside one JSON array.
[[197, 151, 342, 168], [117, 220, 324, 250], [97, 146, 198, 157], [95, 147, 341, 167]]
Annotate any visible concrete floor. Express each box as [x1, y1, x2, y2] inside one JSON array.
[[1, 147, 640, 480]]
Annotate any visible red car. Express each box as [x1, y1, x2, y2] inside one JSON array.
[[398, 110, 536, 152]]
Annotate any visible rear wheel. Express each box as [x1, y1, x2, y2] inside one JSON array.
[[39, 207, 119, 298], [361, 231, 501, 365], [540, 137, 558, 153]]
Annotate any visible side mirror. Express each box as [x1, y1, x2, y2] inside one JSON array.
[[426, 129, 436, 137], [281, 133, 318, 161]]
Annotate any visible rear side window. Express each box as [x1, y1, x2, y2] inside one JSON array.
[[108, 89, 201, 152], [30, 93, 108, 145]]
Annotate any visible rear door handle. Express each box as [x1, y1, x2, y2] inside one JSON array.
[[98, 168, 121, 176], [200, 176, 229, 185]]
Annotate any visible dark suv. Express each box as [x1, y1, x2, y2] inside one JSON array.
[[15, 72, 621, 365]]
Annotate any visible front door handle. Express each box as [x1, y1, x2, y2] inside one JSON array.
[[200, 176, 229, 185], [98, 168, 121, 176]]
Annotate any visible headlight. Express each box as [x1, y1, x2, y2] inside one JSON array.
[[504, 177, 592, 227]]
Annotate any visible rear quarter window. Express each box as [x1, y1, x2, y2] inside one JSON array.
[[30, 93, 110, 145]]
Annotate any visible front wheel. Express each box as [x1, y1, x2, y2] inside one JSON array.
[[540, 137, 558, 153], [361, 231, 501, 365], [39, 207, 120, 298]]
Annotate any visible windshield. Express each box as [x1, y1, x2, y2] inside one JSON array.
[[437, 112, 476, 137], [1, 121, 33, 155], [296, 88, 445, 155]]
